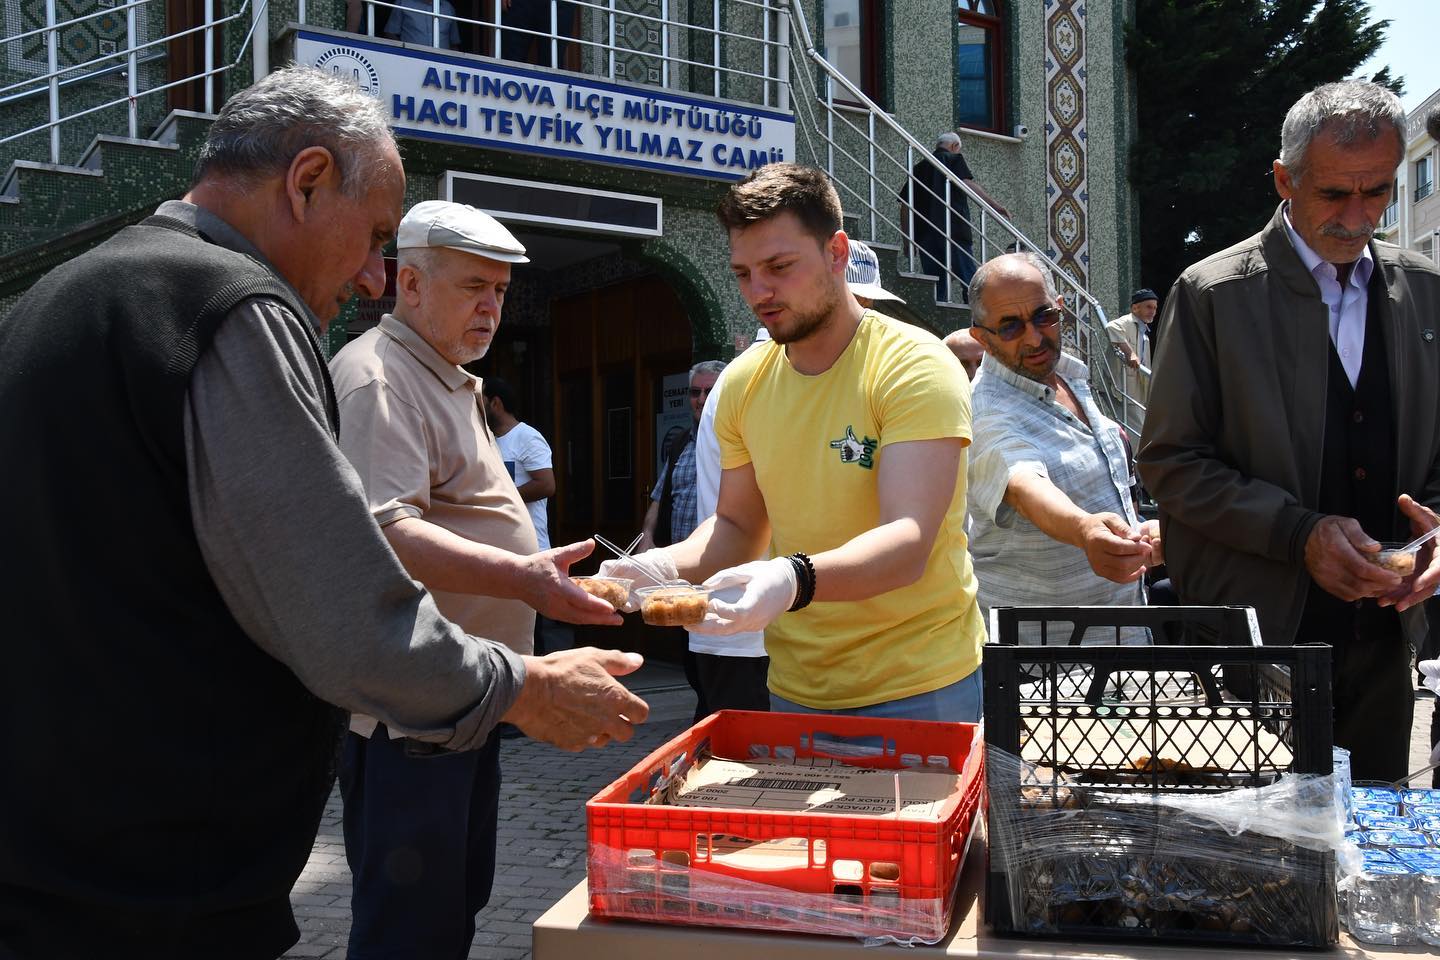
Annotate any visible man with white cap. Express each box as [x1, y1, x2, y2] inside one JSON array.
[[328, 200, 622, 959], [844, 237, 905, 309]]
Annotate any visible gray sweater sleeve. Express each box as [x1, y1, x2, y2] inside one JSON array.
[[183, 298, 526, 750]]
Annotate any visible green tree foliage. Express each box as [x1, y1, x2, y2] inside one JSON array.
[[1126, 0, 1401, 298]]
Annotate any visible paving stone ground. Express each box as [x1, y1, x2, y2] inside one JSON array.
[[282, 666, 1438, 960]]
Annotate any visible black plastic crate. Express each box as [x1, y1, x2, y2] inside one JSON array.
[[982, 630, 1336, 948]]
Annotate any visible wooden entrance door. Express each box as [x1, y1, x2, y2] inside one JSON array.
[[551, 275, 692, 660]]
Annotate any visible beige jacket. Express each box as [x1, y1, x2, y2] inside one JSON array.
[[1138, 203, 1440, 645]]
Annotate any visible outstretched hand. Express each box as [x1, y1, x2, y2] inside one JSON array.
[[524, 539, 622, 625], [503, 647, 649, 751]]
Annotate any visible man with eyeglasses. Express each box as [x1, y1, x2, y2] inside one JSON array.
[[966, 253, 1159, 640]]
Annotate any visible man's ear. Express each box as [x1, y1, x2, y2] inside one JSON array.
[[284, 146, 339, 222], [828, 230, 850, 275], [1273, 159, 1295, 202], [395, 262, 424, 307]]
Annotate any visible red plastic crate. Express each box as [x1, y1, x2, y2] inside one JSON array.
[[586, 710, 983, 942]]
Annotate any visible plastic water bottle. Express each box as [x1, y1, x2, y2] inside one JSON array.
[[1395, 850, 1440, 947], [1348, 855, 1416, 946], [1333, 747, 1353, 826]]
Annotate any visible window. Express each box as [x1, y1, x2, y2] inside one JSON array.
[[1416, 155, 1434, 203], [824, 0, 882, 106], [1381, 180, 1398, 228], [955, 0, 1003, 131]]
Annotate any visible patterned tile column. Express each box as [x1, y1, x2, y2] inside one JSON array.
[[1044, 0, 1088, 301]]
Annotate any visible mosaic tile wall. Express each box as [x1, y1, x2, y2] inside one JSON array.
[[1044, 0, 1088, 290]]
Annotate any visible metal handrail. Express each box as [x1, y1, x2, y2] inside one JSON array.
[[782, 0, 1141, 437], [0, 51, 164, 109], [2, 0, 264, 158]]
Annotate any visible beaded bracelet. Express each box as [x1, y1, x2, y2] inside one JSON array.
[[786, 551, 817, 612]]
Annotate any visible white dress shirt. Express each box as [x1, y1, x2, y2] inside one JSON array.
[[1282, 205, 1374, 388]]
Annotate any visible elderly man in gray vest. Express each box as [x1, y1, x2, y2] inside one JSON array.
[[0, 68, 646, 959]]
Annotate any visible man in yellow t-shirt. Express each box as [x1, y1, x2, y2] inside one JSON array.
[[602, 163, 985, 718]]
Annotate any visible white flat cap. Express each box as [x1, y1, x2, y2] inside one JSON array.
[[397, 200, 529, 264], [844, 238, 904, 303]]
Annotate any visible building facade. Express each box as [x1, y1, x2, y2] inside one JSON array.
[[1, 1, 1140, 652], [1381, 87, 1440, 264]]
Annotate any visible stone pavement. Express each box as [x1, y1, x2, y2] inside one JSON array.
[[281, 665, 1438, 960], [281, 662, 698, 960]]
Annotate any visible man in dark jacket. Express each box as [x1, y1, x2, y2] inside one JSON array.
[[1139, 81, 1440, 782], [905, 132, 1009, 303], [0, 66, 646, 960]]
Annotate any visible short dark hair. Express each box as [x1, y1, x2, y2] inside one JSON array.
[[482, 375, 518, 415], [715, 163, 843, 246]]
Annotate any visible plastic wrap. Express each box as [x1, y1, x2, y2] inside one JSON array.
[[986, 747, 1344, 945], [587, 839, 969, 946]]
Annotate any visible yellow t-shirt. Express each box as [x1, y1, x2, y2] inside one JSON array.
[[714, 310, 986, 709]]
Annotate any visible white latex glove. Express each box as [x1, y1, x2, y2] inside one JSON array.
[[597, 548, 679, 612], [1420, 658, 1440, 697], [690, 558, 798, 636]]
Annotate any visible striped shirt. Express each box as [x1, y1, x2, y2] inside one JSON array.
[[968, 351, 1145, 644]]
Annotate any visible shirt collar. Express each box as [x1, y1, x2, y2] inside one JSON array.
[[979, 349, 1090, 403], [1281, 203, 1374, 290], [378, 314, 475, 393]]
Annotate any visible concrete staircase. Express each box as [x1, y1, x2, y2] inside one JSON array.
[[0, 111, 214, 299]]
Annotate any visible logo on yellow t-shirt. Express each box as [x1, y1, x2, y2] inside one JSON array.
[[828, 426, 878, 469]]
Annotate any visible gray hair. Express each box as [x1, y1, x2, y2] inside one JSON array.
[[396, 246, 440, 274], [689, 360, 727, 383], [969, 252, 1058, 328], [937, 132, 961, 150], [1278, 81, 1404, 179], [193, 65, 398, 198]]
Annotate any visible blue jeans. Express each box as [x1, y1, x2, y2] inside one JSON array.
[[769, 668, 983, 722], [341, 726, 501, 960]]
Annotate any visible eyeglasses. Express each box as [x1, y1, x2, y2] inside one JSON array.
[[972, 306, 1064, 342], [688, 386, 713, 398]]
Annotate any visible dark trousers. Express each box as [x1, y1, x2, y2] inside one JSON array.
[[916, 233, 978, 303], [1323, 616, 1414, 784], [693, 652, 771, 722], [341, 726, 502, 960]]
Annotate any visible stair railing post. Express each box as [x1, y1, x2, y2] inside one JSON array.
[[549, 0, 558, 70], [867, 109, 876, 240], [905, 143, 913, 273], [492, 0, 501, 58], [251, 0, 269, 85], [126, 0, 138, 138], [45, 0, 59, 162], [943, 176, 952, 300], [299, 0, 307, 23], [433, 0, 441, 50], [203, 0, 214, 113], [776, 4, 788, 113], [711, 0, 719, 98]]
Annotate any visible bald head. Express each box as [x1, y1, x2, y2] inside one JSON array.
[[944, 328, 985, 380], [969, 252, 1057, 329]]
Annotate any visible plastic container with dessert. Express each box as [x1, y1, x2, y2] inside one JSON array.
[[569, 576, 633, 610], [1368, 541, 1424, 598], [634, 584, 712, 626]]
